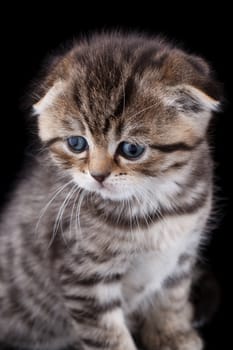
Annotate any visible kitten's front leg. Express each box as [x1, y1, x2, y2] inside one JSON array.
[[71, 306, 138, 350], [76, 308, 138, 350], [62, 276, 138, 350], [140, 277, 203, 350]]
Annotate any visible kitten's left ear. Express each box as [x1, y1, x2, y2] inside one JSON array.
[[163, 83, 220, 115], [161, 52, 223, 122]]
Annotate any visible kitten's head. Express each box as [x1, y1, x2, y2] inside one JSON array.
[[32, 33, 221, 202]]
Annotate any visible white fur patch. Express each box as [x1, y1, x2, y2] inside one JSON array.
[[122, 205, 209, 314], [101, 308, 125, 326]]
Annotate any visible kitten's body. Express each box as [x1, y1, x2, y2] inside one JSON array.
[[0, 33, 220, 350]]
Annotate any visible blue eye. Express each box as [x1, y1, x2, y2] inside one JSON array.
[[67, 136, 88, 153], [119, 142, 145, 160]]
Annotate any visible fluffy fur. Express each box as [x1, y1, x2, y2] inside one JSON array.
[[0, 32, 221, 350]]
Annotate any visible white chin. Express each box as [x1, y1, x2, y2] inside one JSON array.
[[82, 185, 133, 200], [95, 187, 132, 201]]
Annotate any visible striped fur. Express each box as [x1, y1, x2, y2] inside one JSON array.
[[0, 32, 221, 350]]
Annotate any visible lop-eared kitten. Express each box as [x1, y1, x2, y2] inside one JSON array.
[[0, 32, 221, 350]]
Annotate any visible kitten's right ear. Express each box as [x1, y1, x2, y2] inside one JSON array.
[[32, 80, 65, 116]]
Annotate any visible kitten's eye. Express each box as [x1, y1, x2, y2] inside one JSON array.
[[67, 136, 88, 153], [118, 142, 145, 160]]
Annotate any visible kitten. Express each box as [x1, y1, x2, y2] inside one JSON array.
[[0, 32, 221, 350]]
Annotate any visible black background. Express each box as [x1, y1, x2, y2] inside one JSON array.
[[0, 4, 232, 350]]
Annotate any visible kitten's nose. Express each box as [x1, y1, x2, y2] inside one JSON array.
[[91, 172, 110, 183]]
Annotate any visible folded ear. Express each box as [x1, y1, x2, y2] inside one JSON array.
[[161, 51, 222, 123], [161, 83, 221, 133], [32, 80, 65, 115], [163, 84, 220, 115]]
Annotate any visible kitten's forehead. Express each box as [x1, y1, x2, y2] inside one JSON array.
[[71, 77, 160, 143], [72, 53, 135, 120], [68, 49, 165, 138]]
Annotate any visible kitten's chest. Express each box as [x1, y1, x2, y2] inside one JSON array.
[[122, 214, 201, 312], [122, 248, 186, 314]]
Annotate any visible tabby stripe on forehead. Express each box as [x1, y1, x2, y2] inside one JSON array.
[[113, 77, 135, 117], [103, 118, 111, 134], [73, 86, 83, 110], [150, 139, 203, 153], [132, 47, 165, 76], [115, 118, 125, 138]]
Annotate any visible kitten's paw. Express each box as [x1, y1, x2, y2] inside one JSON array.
[[142, 329, 203, 350]]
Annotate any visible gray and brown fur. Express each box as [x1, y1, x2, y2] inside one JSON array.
[[0, 32, 221, 350]]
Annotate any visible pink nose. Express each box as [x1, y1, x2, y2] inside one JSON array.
[[91, 172, 110, 183]]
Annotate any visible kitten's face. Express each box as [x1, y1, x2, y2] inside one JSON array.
[[33, 34, 219, 202]]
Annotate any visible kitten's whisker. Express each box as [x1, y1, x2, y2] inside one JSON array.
[[156, 204, 165, 221], [59, 184, 78, 244], [135, 195, 152, 227], [49, 184, 77, 247], [133, 192, 150, 229], [35, 179, 73, 237], [115, 198, 124, 226], [134, 200, 141, 234], [135, 184, 157, 211], [132, 185, 155, 234], [126, 198, 134, 242], [75, 190, 85, 239], [90, 191, 95, 208], [129, 102, 158, 119], [142, 185, 166, 222], [69, 186, 82, 241], [129, 196, 140, 234]]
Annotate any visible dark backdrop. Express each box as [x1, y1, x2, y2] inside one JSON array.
[[0, 4, 232, 350]]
